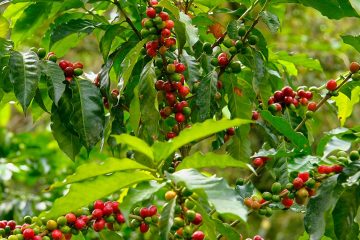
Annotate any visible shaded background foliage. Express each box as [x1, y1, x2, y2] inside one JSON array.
[[0, 0, 359, 239]]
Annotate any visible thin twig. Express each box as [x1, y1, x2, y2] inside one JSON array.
[[113, 0, 142, 40], [242, 0, 271, 41]]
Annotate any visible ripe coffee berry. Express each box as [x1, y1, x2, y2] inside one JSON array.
[[252, 111, 259, 120], [166, 132, 177, 139], [140, 207, 149, 218], [307, 102, 317, 111], [318, 165, 332, 174], [298, 172, 310, 182], [281, 197, 294, 208], [148, 205, 157, 216], [218, 57, 229, 67], [65, 213, 76, 224], [227, 127, 235, 136], [94, 200, 104, 209], [139, 222, 149, 233], [293, 177, 304, 189], [326, 79, 337, 91], [92, 209, 103, 219], [74, 218, 86, 230], [175, 113, 186, 123], [192, 230, 205, 240], [253, 157, 264, 167], [51, 230, 63, 240], [349, 62, 360, 73], [93, 219, 106, 232], [22, 228, 35, 239], [192, 213, 202, 225], [146, 7, 156, 18], [332, 164, 343, 173]]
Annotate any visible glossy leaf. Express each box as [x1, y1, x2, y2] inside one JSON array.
[[341, 35, 360, 53], [0, 16, 9, 38], [158, 0, 180, 19], [177, 151, 247, 171], [9, 51, 40, 111], [334, 88, 360, 126], [50, 19, 103, 47], [121, 181, 165, 221], [51, 158, 153, 188], [70, 79, 105, 150], [261, 111, 311, 153], [0, 38, 13, 56], [112, 134, 154, 161], [159, 196, 177, 240], [260, 11, 280, 33], [195, 71, 217, 121], [44, 171, 155, 219], [169, 169, 248, 220], [40, 61, 66, 106], [129, 86, 140, 133]]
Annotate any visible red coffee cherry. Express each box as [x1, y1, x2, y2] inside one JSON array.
[[146, 7, 156, 18], [273, 90, 284, 102], [73, 62, 83, 69], [167, 132, 177, 139], [218, 57, 229, 67], [175, 63, 186, 73], [140, 207, 149, 218], [253, 235, 264, 240], [92, 209, 103, 219], [298, 172, 309, 182], [349, 62, 360, 73], [161, 28, 171, 38], [51, 230, 63, 240], [93, 219, 106, 232], [165, 20, 175, 29], [299, 97, 308, 105], [253, 157, 264, 167], [227, 127, 235, 136], [318, 165, 331, 174], [22, 228, 35, 239], [305, 91, 313, 100], [332, 164, 343, 173], [297, 89, 306, 98], [326, 79, 337, 91], [64, 67, 74, 77], [65, 213, 76, 224], [139, 222, 149, 233], [74, 218, 86, 230], [293, 177, 304, 189], [217, 80, 223, 89], [7, 221, 16, 230], [252, 111, 259, 120], [281, 86, 293, 96], [148, 205, 157, 216], [281, 197, 294, 208], [307, 102, 317, 112], [116, 213, 125, 223], [159, 12, 169, 21], [192, 231, 205, 240], [192, 213, 202, 225], [178, 86, 190, 97], [175, 113, 186, 123]]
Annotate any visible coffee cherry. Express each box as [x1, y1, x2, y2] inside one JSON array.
[[299, 97, 308, 105], [175, 112, 186, 123], [116, 213, 125, 224], [57, 216, 67, 226], [227, 127, 235, 136], [93, 219, 106, 232], [318, 165, 332, 174], [253, 235, 264, 240], [92, 209, 103, 219], [22, 229, 35, 239], [271, 182, 282, 194], [175, 63, 186, 73], [349, 150, 359, 161], [248, 35, 258, 45], [332, 164, 343, 173], [218, 57, 228, 67], [253, 157, 264, 167], [202, 42, 213, 54], [192, 230, 205, 240], [307, 102, 317, 111], [298, 172, 309, 182], [165, 190, 177, 200], [161, 28, 171, 38], [326, 79, 337, 91], [281, 197, 294, 208], [238, 27, 246, 37], [51, 230, 63, 240], [166, 132, 177, 139], [148, 205, 157, 216], [252, 111, 259, 120], [64, 66, 74, 77], [293, 177, 304, 189], [140, 207, 149, 218], [178, 86, 190, 97], [251, 201, 261, 210], [103, 204, 113, 215], [353, 73, 360, 81], [146, 7, 156, 18], [74, 218, 86, 230], [282, 86, 293, 96], [295, 188, 309, 205], [305, 91, 313, 100], [37, 48, 46, 59], [349, 62, 360, 73], [73, 68, 83, 76], [65, 213, 76, 224], [46, 220, 57, 231]]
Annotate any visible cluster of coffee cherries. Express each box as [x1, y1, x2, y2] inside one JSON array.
[[318, 149, 359, 174], [288, 171, 320, 205], [141, 0, 176, 57], [167, 155, 183, 173], [223, 127, 235, 142], [164, 189, 205, 240], [58, 60, 84, 83], [129, 205, 159, 233], [156, 61, 191, 139], [32, 47, 57, 63], [0, 200, 125, 240], [267, 86, 314, 114]]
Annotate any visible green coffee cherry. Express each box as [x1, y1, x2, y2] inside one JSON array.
[[236, 178, 244, 186], [337, 151, 348, 158], [262, 192, 272, 201], [248, 35, 259, 45], [349, 150, 359, 161], [271, 182, 282, 194], [238, 27, 246, 37], [203, 42, 213, 55]]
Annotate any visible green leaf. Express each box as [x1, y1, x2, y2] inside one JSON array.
[[213, 219, 241, 240], [332, 185, 360, 240], [304, 175, 344, 240], [155, 118, 252, 162], [180, 50, 200, 88], [121, 181, 165, 221], [288, 155, 320, 172], [51, 157, 152, 188], [195, 72, 217, 121], [0, 38, 14, 56], [334, 87, 360, 126], [252, 51, 272, 105], [70, 79, 105, 150], [50, 105, 82, 161], [138, 60, 160, 144], [192, 200, 217, 239], [261, 111, 311, 153], [227, 20, 241, 39], [100, 24, 127, 60], [9, 51, 40, 111], [0, 16, 9, 38], [12, 2, 53, 45], [99, 230, 123, 240], [179, 12, 199, 48], [119, 39, 148, 93], [50, 19, 103, 47], [158, 0, 180, 19], [44, 171, 155, 219], [177, 151, 247, 171], [270, 51, 323, 72], [342, 35, 360, 53], [273, 0, 359, 19], [112, 134, 154, 161], [260, 11, 280, 33], [159, 196, 177, 240], [223, 72, 253, 162], [129, 86, 140, 133], [40, 61, 66, 105], [169, 169, 248, 220]]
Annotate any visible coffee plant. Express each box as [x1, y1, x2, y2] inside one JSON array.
[[0, 0, 360, 239]]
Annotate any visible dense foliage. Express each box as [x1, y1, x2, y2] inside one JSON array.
[[0, 0, 360, 239]]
